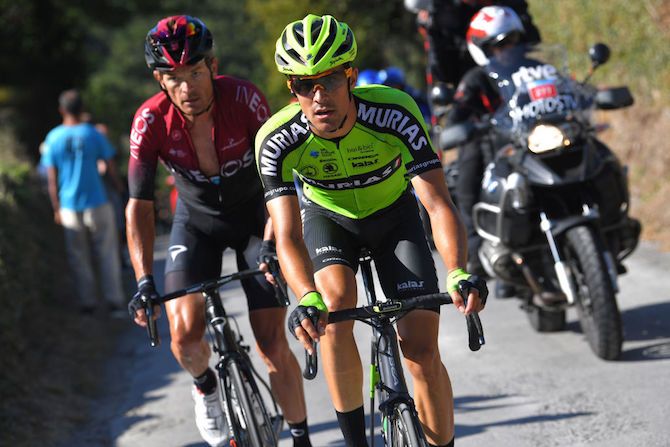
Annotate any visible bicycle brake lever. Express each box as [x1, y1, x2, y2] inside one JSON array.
[[302, 310, 322, 379], [144, 297, 161, 347], [458, 280, 485, 351], [303, 341, 318, 380], [267, 257, 290, 307]]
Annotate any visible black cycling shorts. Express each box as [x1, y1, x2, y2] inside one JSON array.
[[301, 190, 440, 308], [164, 196, 279, 311]]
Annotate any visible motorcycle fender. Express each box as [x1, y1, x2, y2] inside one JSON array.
[[547, 215, 599, 239]]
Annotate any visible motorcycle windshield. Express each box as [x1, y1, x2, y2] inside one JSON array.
[[486, 45, 590, 135]]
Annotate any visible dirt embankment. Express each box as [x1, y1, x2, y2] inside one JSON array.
[[597, 104, 670, 250]]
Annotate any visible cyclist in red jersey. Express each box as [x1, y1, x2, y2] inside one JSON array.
[[126, 15, 312, 447]]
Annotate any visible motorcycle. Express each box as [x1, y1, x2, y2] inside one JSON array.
[[438, 43, 641, 360]]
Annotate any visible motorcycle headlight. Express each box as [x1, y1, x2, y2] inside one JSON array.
[[527, 124, 571, 154]]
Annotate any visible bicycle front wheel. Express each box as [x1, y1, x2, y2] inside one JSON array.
[[223, 360, 268, 447], [389, 403, 427, 447]]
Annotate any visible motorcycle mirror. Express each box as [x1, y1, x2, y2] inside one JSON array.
[[430, 83, 455, 107], [589, 43, 610, 69]]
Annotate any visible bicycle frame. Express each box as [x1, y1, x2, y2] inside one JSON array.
[[301, 249, 485, 446], [140, 264, 288, 446], [359, 251, 426, 446]]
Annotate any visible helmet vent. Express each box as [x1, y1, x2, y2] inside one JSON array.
[[333, 29, 354, 57], [292, 23, 305, 47], [314, 25, 337, 64], [310, 19, 323, 45]]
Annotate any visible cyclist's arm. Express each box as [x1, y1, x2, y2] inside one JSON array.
[[265, 195, 325, 347], [411, 168, 483, 313], [265, 195, 316, 298], [125, 198, 155, 280]]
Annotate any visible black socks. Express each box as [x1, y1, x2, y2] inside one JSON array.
[[429, 437, 455, 447], [193, 367, 217, 395], [288, 419, 312, 447], [335, 406, 368, 446]]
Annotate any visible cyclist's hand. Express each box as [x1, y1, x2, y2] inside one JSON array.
[[447, 268, 488, 314], [288, 291, 328, 354], [257, 240, 278, 286], [128, 275, 162, 326]]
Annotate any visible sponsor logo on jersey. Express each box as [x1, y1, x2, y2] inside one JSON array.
[[301, 156, 401, 190], [235, 85, 270, 122], [165, 148, 254, 182], [300, 166, 317, 176], [347, 143, 374, 153], [357, 101, 428, 151], [259, 114, 311, 176], [352, 158, 378, 168], [130, 107, 155, 159], [322, 162, 339, 174]]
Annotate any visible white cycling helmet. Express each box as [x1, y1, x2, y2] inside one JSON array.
[[466, 6, 524, 66]]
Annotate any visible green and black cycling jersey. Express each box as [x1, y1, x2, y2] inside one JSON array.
[[254, 85, 441, 219]]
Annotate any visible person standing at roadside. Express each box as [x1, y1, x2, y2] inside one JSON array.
[[41, 89, 125, 315]]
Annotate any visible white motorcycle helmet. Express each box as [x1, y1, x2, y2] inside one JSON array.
[[466, 6, 524, 66]]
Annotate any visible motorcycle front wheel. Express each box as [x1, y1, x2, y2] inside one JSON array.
[[564, 225, 623, 360]]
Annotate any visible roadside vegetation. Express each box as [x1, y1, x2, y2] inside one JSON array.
[[0, 0, 667, 445]]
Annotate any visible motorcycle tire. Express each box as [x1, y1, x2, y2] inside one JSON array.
[[564, 225, 623, 360]]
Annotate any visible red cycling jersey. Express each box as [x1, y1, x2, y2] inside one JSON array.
[[128, 76, 270, 216]]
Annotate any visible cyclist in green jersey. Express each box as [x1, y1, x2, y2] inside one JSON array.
[[255, 14, 488, 447]]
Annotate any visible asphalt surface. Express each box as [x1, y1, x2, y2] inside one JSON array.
[[63, 238, 670, 446]]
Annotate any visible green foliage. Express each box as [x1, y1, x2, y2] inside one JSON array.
[[248, 0, 425, 110], [527, 0, 670, 103]]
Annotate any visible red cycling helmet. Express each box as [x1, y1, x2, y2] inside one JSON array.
[[144, 15, 213, 71]]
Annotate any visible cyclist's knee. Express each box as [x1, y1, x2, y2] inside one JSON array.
[[255, 333, 290, 365], [401, 342, 442, 379], [324, 319, 355, 339]]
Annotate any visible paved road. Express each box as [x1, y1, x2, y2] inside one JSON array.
[[64, 239, 670, 446]]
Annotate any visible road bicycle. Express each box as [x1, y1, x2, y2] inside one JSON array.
[[139, 259, 288, 447], [302, 249, 485, 446]]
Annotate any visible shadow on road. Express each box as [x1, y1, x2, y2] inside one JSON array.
[[453, 394, 592, 439], [276, 393, 591, 445], [562, 300, 670, 361]]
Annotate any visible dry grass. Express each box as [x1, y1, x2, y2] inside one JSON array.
[[597, 103, 670, 250]]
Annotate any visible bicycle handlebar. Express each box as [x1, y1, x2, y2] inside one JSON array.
[[302, 289, 485, 380], [138, 257, 287, 348]]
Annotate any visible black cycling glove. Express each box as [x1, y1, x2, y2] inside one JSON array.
[[447, 268, 489, 306], [287, 291, 327, 339], [128, 274, 160, 319], [256, 240, 277, 266]]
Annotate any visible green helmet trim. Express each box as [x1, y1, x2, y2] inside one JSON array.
[[275, 14, 357, 76]]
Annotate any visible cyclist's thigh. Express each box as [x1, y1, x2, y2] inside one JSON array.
[[369, 197, 439, 305], [302, 203, 359, 273], [302, 205, 360, 309], [396, 309, 440, 353], [164, 203, 224, 337]]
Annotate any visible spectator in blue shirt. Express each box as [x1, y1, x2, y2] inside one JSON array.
[[41, 89, 125, 315]]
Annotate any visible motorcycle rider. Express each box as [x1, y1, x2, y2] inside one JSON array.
[[446, 6, 531, 294]]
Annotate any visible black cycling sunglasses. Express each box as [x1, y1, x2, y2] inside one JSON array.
[[288, 67, 353, 97]]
